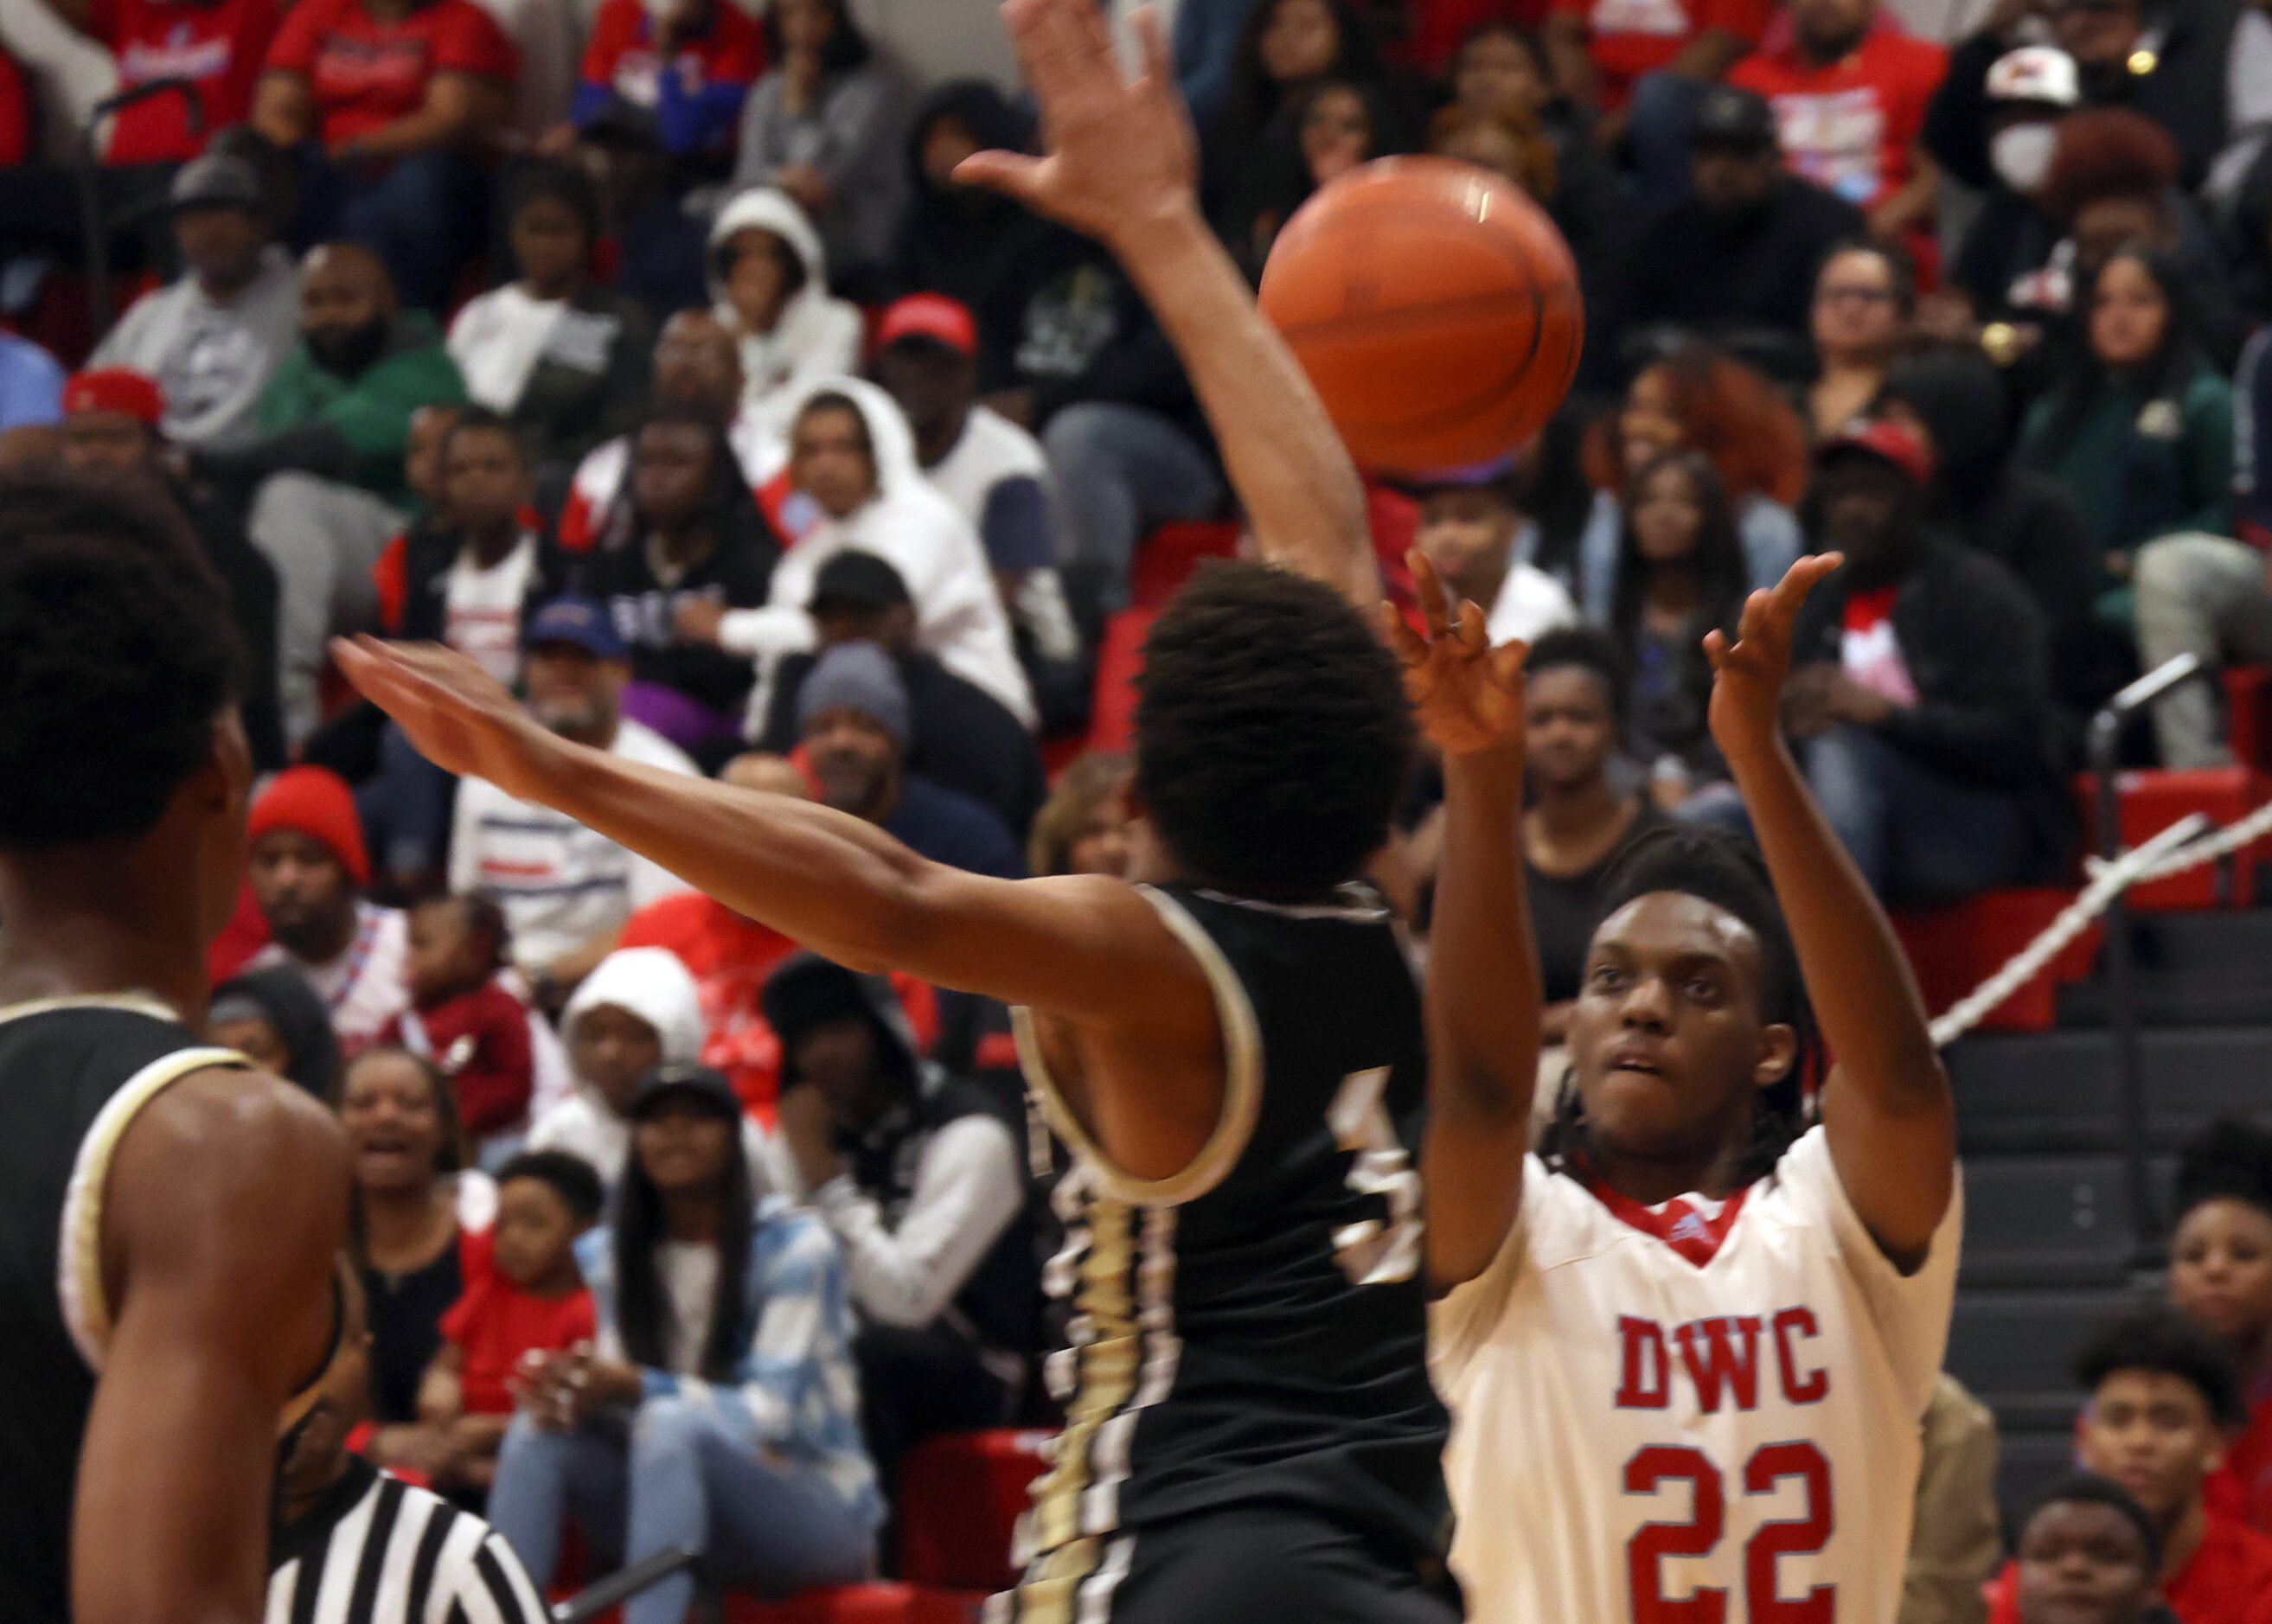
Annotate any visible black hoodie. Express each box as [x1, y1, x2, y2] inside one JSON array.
[[886, 81, 1054, 336], [1882, 350, 2098, 726]]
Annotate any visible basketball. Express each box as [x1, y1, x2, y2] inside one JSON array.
[[1258, 156, 1584, 475]]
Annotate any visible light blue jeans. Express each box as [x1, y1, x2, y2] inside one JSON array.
[[489, 1399, 878, 1622], [1042, 400, 1223, 614]]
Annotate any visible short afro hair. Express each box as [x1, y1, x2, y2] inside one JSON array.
[[496, 1149, 606, 1225], [2074, 1307, 2246, 1429], [0, 469, 241, 850], [2174, 1118, 2272, 1227], [1135, 560, 1412, 898], [1526, 624, 1627, 720], [2021, 1474, 2163, 1573]]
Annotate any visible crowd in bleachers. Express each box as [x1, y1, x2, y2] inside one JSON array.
[[12, 0, 2272, 1614]]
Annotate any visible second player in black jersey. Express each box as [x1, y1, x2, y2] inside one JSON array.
[[0, 470, 348, 1624]]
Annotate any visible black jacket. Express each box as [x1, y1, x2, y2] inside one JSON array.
[[1791, 538, 2076, 873], [1621, 178, 1867, 380], [758, 647, 1046, 838]]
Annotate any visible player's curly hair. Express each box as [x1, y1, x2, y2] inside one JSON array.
[[0, 469, 242, 850], [1539, 824, 1818, 1187], [1135, 560, 1413, 899], [2174, 1118, 2272, 1226]]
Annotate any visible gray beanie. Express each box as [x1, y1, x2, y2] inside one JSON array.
[[797, 640, 910, 746]]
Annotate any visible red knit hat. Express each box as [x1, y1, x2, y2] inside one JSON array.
[[62, 368, 165, 428], [247, 766, 370, 886]]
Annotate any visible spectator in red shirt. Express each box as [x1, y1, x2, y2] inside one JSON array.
[[2169, 1120, 2272, 1535], [1987, 1309, 2272, 1624], [1727, 0, 1948, 259], [560, 0, 763, 174], [0, 2, 278, 276], [1544, 0, 1769, 205], [415, 1150, 601, 1492], [387, 893, 546, 1163], [253, 0, 516, 311], [47, 0, 279, 164]]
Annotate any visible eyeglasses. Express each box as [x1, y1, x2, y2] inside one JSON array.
[[1816, 285, 1897, 305]]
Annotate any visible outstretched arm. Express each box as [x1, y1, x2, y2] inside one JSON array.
[[1387, 554, 1542, 1289], [75, 1071, 349, 1624], [957, 0, 1375, 610], [334, 638, 1211, 1034], [1706, 556, 1955, 1268]]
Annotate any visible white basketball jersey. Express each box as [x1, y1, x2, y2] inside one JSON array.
[[1432, 1126, 1961, 1624]]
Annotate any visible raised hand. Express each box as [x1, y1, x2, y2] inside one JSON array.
[[1702, 552, 1844, 764], [330, 636, 557, 801], [953, 0, 1197, 248], [1383, 550, 1527, 759]]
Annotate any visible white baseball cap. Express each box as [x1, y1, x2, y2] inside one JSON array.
[[1987, 46, 2081, 107]]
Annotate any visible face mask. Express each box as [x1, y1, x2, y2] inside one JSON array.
[[1990, 123, 2058, 195]]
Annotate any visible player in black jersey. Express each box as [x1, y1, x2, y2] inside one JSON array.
[[336, 1, 1539, 1618], [0, 470, 350, 1624]]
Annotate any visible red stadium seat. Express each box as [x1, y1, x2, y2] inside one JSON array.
[[1893, 889, 2102, 1035], [2225, 666, 2272, 770], [1130, 520, 1239, 611], [1085, 607, 1155, 757], [2075, 767, 2267, 911], [723, 1583, 990, 1623], [896, 1429, 1056, 1594]]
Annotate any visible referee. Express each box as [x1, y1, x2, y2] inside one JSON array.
[[272, 1269, 549, 1624]]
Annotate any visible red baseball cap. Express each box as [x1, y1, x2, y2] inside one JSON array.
[[874, 294, 978, 359], [1816, 418, 1934, 489], [62, 368, 165, 429]]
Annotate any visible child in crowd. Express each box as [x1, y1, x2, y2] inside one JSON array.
[[1986, 1308, 2272, 1624], [2168, 1119, 2272, 1532], [390, 896, 541, 1165], [2010, 1475, 2181, 1624], [417, 1152, 604, 1493]]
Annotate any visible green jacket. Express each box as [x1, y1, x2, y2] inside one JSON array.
[[2018, 363, 2235, 579], [256, 311, 467, 504]]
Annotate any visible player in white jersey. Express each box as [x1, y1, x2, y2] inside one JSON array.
[[1425, 552, 1963, 1624]]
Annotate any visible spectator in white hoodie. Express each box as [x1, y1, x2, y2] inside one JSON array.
[[707, 187, 863, 441], [681, 374, 1036, 732], [528, 945, 785, 1192]]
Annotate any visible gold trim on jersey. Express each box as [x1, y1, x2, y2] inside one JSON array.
[[1010, 886, 1264, 1209], [0, 991, 182, 1029], [57, 1045, 251, 1371]]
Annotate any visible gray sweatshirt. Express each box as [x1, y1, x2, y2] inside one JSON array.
[[91, 246, 303, 451]]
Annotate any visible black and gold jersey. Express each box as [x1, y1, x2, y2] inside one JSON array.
[[1002, 883, 1450, 1621], [0, 996, 250, 1623]]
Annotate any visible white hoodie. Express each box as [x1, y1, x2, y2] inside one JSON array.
[[718, 375, 1039, 732], [708, 188, 865, 444], [528, 947, 785, 1193]]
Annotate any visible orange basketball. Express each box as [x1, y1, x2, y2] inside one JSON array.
[[1258, 156, 1584, 475]]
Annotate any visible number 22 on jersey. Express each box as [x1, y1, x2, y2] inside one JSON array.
[[1628, 1441, 1834, 1622]]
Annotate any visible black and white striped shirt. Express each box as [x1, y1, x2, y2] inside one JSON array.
[[268, 1460, 549, 1624]]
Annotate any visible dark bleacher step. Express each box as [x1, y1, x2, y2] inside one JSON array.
[[1960, 1156, 2173, 1287], [1945, 1284, 2157, 1412], [2127, 911, 2272, 975], [1997, 1427, 2083, 1530], [2057, 969, 2272, 1028], [1949, 1027, 2272, 1154]]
